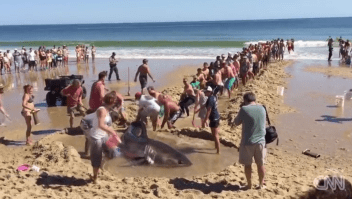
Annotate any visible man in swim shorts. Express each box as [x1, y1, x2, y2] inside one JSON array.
[[160, 96, 181, 129], [278, 39, 285, 61], [134, 59, 156, 94], [12, 49, 22, 73], [224, 62, 237, 98]]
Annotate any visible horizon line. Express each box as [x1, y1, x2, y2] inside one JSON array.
[[0, 16, 351, 27]]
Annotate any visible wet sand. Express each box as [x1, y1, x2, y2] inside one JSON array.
[[276, 60, 352, 155]]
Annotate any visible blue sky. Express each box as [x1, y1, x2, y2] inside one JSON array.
[[1, 0, 351, 25]]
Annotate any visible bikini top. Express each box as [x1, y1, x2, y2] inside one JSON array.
[[28, 95, 34, 103]]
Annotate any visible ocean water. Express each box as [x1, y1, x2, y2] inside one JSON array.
[[1, 17, 352, 60]]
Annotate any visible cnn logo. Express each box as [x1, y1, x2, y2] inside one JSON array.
[[313, 175, 345, 191]]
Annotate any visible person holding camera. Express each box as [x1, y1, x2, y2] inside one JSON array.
[[233, 92, 266, 190], [108, 52, 120, 81]]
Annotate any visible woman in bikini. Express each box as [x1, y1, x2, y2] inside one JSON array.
[[21, 85, 40, 145]]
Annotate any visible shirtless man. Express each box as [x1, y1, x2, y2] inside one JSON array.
[[287, 39, 293, 54], [212, 68, 223, 97], [63, 46, 69, 65], [75, 45, 81, 63], [232, 54, 240, 75], [160, 97, 181, 129], [134, 59, 155, 94], [202, 62, 210, 79], [91, 46, 96, 61], [222, 63, 236, 98], [179, 78, 196, 117], [112, 92, 128, 127], [278, 39, 285, 61], [251, 53, 259, 75], [240, 54, 250, 86], [196, 68, 207, 89]]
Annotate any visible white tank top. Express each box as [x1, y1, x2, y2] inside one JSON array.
[[83, 106, 112, 140], [139, 95, 160, 113]]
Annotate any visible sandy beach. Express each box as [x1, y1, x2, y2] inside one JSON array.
[[0, 58, 351, 199]]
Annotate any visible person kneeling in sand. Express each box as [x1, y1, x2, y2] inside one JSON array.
[[233, 92, 266, 190], [80, 92, 122, 184], [160, 95, 181, 129], [135, 92, 160, 131]]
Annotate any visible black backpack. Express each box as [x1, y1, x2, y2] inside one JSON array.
[[263, 105, 279, 145]]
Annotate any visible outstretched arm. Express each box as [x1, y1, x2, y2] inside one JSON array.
[[147, 67, 155, 82], [134, 67, 140, 82]]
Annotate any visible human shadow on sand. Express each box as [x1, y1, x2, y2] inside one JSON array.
[[32, 129, 59, 135], [65, 127, 84, 135], [36, 172, 89, 187], [169, 178, 240, 194], [0, 137, 26, 146], [315, 115, 352, 124]]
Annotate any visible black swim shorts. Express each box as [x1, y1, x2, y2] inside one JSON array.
[[209, 119, 220, 128], [139, 74, 148, 89]]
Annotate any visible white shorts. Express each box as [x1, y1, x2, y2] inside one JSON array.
[[239, 143, 266, 166]]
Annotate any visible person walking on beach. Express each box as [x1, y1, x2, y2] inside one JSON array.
[[88, 71, 107, 114], [28, 48, 36, 71], [21, 85, 40, 145], [6, 50, 13, 68], [0, 84, 10, 126], [61, 79, 85, 128], [134, 59, 155, 94], [12, 49, 22, 73], [91, 46, 96, 61], [328, 38, 334, 62], [233, 92, 266, 190], [204, 86, 220, 154], [82, 92, 122, 184], [85, 47, 89, 63], [63, 46, 69, 66], [108, 52, 120, 81]]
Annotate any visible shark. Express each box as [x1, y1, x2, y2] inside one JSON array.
[[118, 121, 192, 167]]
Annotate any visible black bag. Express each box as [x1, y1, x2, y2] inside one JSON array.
[[263, 105, 279, 145]]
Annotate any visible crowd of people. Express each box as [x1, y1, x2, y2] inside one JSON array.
[[328, 36, 352, 64], [0, 45, 97, 74], [0, 39, 288, 187]]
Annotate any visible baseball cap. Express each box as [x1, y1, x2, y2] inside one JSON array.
[[135, 92, 142, 99], [14, 49, 18, 51]]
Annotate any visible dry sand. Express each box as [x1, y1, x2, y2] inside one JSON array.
[[0, 61, 351, 198]]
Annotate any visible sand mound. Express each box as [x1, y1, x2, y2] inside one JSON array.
[[30, 140, 82, 168]]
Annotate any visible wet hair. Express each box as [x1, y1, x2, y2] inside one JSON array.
[[23, 85, 33, 93], [143, 59, 148, 64], [103, 91, 117, 105], [98, 71, 107, 79], [243, 92, 256, 103]]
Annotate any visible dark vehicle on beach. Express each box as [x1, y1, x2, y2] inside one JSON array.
[[44, 75, 87, 107]]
